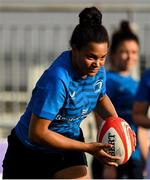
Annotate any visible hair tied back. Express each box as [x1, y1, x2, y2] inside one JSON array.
[[79, 7, 102, 27], [120, 20, 133, 33]]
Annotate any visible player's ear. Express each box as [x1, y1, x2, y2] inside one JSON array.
[[72, 46, 79, 58], [72, 45, 78, 53]]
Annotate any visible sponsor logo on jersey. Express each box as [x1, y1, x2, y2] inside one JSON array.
[[70, 91, 76, 98], [82, 109, 88, 115], [55, 113, 88, 122], [94, 80, 102, 93]]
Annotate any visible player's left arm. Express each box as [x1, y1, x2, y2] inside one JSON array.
[[95, 94, 118, 120]]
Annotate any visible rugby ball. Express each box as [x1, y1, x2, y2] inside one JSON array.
[[97, 117, 136, 165]]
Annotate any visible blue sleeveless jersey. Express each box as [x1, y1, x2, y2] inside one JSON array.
[[106, 71, 141, 160], [15, 50, 106, 152], [135, 69, 150, 103]]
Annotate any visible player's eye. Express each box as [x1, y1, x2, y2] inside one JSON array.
[[86, 54, 97, 60], [87, 55, 94, 60]]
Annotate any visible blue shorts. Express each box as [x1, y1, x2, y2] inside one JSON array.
[[2, 128, 87, 179]]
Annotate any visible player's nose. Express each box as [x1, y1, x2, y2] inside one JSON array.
[[92, 59, 101, 67]]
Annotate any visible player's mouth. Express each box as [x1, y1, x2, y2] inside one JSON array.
[[90, 68, 99, 73]]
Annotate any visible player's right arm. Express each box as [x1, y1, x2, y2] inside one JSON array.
[[28, 114, 119, 167]]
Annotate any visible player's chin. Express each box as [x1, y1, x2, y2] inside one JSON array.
[[88, 72, 98, 76]]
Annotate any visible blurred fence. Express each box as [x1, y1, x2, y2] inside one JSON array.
[[1, 2, 150, 137], [0, 24, 74, 134]]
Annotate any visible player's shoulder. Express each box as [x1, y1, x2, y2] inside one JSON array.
[[47, 50, 72, 80], [106, 70, 119, 81], [36, 50, 74, 89]]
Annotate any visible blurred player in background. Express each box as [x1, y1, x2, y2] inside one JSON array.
[[92, 20, 146, 179], [133, 68, 150, 178], [2, 7, 120, 179]]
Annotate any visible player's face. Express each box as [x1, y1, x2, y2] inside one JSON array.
[[72, 42, 108, 78], [112, 40, 139, 72]]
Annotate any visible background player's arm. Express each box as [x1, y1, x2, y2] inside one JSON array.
[[138, 127, 149, 161], [95, 94, 118, 120], [133, 102, 149, 162], [28, 114, 119, 166], [133, 102, 150, 128]]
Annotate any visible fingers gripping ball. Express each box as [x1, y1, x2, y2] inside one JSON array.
[[97, 117, 136, 165]]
